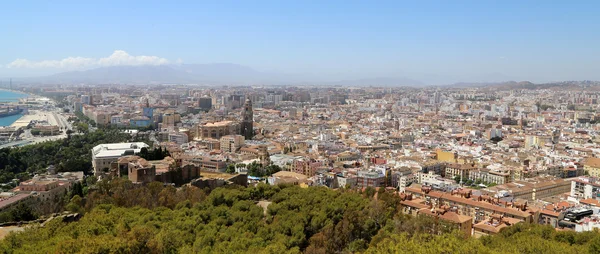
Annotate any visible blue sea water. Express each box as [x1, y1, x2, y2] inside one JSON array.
[[0, 90, 28, 127]]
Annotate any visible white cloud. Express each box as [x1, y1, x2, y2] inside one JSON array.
[[6, 50, 172, 69]]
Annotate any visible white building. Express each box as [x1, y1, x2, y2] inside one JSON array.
[[91, 142, 149, 176], [571, 176, 600, 199], [111, 115, 123, 125], [418, 171, 459, 191], [168, 132, 189, 145], [398, 174, 418, 192]]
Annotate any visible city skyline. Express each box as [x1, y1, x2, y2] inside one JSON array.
[[2, 1, 600, 83]]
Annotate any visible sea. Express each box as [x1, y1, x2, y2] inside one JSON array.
[[0, 90, 28, 127]]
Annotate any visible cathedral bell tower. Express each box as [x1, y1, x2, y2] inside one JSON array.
[[241, 98, 254, 139]]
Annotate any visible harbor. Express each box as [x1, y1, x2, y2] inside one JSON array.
[[0, 90, 72, 148]]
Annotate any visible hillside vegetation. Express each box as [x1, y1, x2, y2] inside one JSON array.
[[1, 181, 600, 253], [0, 129, 134, 183]]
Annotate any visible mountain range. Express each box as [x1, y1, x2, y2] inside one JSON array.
[[12, 64, 592, 87], [15, 64, 429, 86]]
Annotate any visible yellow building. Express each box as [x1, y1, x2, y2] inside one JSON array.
[[524, 135, 552, 149], [162, 112, 181, 126], [436, 149, 470, 164], [436, 149, 457, 163], [93, 112, 111, 126], [583, 157, 600, 177]]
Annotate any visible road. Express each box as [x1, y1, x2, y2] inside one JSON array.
[[0, 140, 32, 149], [52, 112, 72, 131]]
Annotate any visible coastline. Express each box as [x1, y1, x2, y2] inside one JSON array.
[[0, 89, 28, 127], [0, 90, 53, 128], [0, 88, 39, 101], [0, 88, 29, 96]]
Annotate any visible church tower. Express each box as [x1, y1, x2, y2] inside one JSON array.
[[241, 98, 253, 139]]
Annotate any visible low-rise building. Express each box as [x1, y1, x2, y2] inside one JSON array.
[[570, 176, 600, 199], [473, 215, 522, 238], [418, 206, 473, 236], [583, 157, 600, 177], [91, 142, 149, 176], [356, 170, 386, 188], [446, 163, 477, 181]]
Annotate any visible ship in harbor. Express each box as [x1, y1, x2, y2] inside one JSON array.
[[0, 105, 24, 118]]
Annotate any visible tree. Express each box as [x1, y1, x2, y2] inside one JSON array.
[[226, 164, 236, 174], [264, 165, 282, 176], [9, 203, 36, 222], [76, 122, 89, 134], [247, 161, 264, 177], [453, 175, 461, 184], [69, 182, 84, 199], [65, 195, 84, 214], [136, 147, 170, 161]]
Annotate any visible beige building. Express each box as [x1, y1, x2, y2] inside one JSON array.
[[162, 112, 181, 126], [446, 163, 477, 181], [93, 112, 111, 126], [469, 168, 511, 185], [524, 134, 552, 149], [583, 157, 600, 177], [485, 176, 571, 201], [405, 186, 537, 224], [419, 206, 473, 236], [220, 135, 245, 152], [473, 215, 522, 238]]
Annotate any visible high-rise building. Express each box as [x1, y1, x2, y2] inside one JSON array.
[[240, 98, 253, 139], [143, 99, 154, 118], [198, 97, 212, 110], [81, 95, 91, 105], [220, 135, 245, 153]]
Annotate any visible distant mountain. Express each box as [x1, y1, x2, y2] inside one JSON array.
[[175, 63, 262, 82], [474, 72, 516, 83], [329, 77, 424, 87], [448, 81, 527, 88], [38, 66, 196, 84], [22, 64, 426, 86], [21, 64, 309, 85], [448, 80, 600, 90]]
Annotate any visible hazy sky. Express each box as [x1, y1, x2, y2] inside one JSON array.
[[2, 0, 599, 84]]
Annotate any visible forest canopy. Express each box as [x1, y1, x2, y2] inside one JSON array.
[[1, 181, 600, 253]]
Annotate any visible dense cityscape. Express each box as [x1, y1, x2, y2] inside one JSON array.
[[2, 1, 600, 253], [0, 81, 600, 252]]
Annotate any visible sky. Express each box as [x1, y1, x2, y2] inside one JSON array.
[[1, 0, 599, 84]]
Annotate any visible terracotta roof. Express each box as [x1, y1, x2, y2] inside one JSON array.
[[473, 220, 508, 233], [418, 208, 472, 224], [400, 199, 430, 209], [406, 186, 533, 219], [580, 198, 600, 207]]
